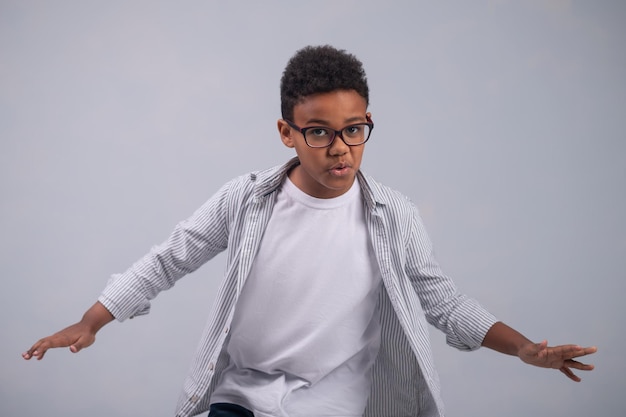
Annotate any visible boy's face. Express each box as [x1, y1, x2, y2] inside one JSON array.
[[277, 89, 371, 199]]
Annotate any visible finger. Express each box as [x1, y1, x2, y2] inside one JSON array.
[[23, 340, 42, 359], [22, 345, 37, 359], [556, 346, 597, 363], [33, 341, 52, 360], [569, 346, 598, 359], [559, 366, 581, 382], [552, 344, 582, 355], [565, 359, 595, 371], [23, 340, 49, 360], [23, 348, 47, 360], [547, 344, 596, 364], [24, 335, 70, 360]]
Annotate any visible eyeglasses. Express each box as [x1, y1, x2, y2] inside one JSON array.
[[285, 116, 374, 148]]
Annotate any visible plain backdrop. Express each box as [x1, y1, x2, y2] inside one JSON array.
[[2, 1, 624, 416]]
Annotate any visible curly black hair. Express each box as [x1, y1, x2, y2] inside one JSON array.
[[280, 45, 369, 120]]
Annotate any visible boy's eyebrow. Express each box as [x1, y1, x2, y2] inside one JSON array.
[[304, 116, 367, 126]]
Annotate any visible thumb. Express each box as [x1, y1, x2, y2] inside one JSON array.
[[533, 340, 548, 357], [520, 339, 546, 360], [69, 337, 86, 353], [69, 333, 96, 353]]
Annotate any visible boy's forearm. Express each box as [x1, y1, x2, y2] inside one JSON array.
[[81, 301, 115, 334], [482, 321, 533, 356]]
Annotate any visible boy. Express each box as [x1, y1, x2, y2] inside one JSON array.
[[23, 45, 596, 417]]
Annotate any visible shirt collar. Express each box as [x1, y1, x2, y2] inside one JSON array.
[[252, 157, 388, 211]]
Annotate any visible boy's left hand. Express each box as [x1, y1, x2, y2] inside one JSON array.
[[518, 341, 597, 382]]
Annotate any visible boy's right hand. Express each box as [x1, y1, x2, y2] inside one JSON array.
[[22, 301, 114, 360], [22, 322, 97, 360]]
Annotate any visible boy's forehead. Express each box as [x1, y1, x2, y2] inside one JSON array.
[[293, 89, 367, 120], [294, 90, 367, 110]]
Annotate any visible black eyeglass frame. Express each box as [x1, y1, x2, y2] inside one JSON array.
[[284, 115, 374, 148]]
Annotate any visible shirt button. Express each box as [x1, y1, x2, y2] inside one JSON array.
[[208, 362, 215, 371], [190, 394, 200, 403], [223, 326, 229, 334]]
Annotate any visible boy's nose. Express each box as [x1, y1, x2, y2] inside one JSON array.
[[328, 133, 350, 156]]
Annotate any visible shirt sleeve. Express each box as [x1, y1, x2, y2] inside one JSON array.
[[98, 180, 233, 321], [405, 204, 498, 351]]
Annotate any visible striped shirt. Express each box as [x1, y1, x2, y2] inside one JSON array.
[[98, 157, 497, 417]]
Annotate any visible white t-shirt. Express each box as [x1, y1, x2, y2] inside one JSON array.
[[211, 177, 383, 417]]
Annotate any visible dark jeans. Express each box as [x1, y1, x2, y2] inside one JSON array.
[[208, 403, 254, 417]]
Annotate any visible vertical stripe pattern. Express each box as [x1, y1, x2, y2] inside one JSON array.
[[98, 158, 497, 417]]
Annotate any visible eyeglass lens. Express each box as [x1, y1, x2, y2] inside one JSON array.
[[305, 124, 371, 147]]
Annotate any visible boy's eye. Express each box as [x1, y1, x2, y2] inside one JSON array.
[[345, 126, 362, 136], [310, 128, 330, 137]]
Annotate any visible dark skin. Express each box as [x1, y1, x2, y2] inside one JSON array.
[[23, 302, 597, 382], [23, 90, 597, 381], [23, 301, 113, 360], [482, 322, 596, 382]]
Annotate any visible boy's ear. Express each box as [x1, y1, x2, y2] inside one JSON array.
[[277, 119, 295, 148]]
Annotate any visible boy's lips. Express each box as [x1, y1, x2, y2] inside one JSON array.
[[329, 162, 352, 176]]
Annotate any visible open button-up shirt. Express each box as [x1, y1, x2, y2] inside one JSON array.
[[99, 157, 497, 417]]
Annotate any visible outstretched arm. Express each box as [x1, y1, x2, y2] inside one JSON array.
[[482, 321, 597, 382], [22, 301, 114, 360]]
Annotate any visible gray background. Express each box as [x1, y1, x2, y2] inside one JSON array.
[[2, 1, 624, 416]]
